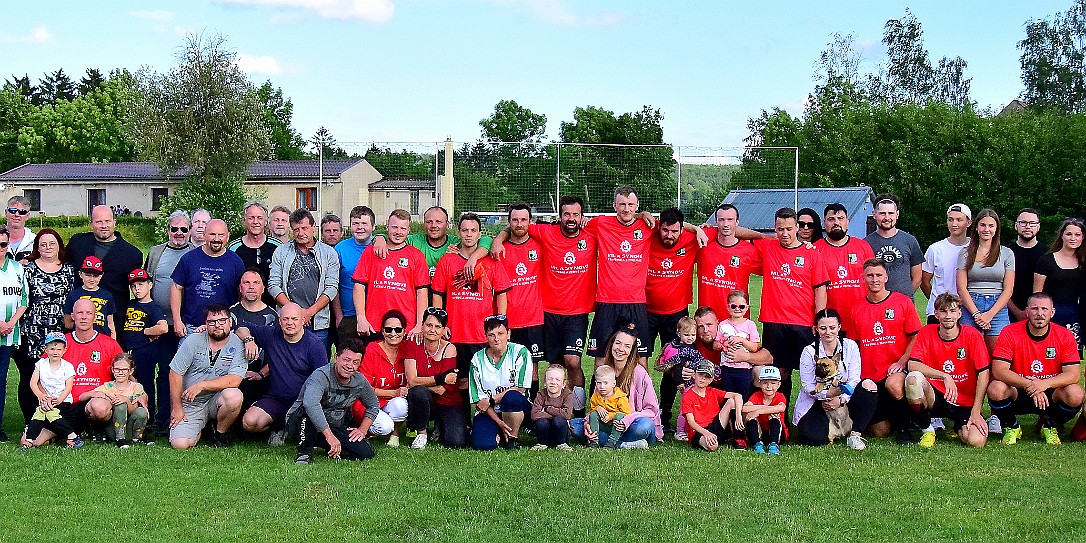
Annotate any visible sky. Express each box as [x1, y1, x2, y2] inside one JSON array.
[[3, 1, 1073, 150]]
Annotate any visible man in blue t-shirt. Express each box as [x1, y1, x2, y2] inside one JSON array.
[[170, 219, 245, 334], [332, 205, 375, 346]]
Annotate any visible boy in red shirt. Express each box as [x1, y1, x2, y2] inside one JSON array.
[[681, 360, 744, 451], [742, 366, 787, 454]]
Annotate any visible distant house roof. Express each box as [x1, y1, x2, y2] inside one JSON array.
[[247, 159, 365, 179], [998, 100, 1028, 116], [0, 159, 367, 181], [369, 177, 435, 190], [722, 187, 875, 232]]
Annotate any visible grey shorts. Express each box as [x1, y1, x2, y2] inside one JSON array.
[[170, 389, 235, 442]]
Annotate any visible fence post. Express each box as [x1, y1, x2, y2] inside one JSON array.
[[442, 137, 455, 213], [675, 145, 681, 209]]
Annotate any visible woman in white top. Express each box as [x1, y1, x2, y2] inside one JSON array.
[[956, 208, 1015, 353]]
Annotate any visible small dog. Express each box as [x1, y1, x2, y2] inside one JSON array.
[[813, 350, 852, 441]]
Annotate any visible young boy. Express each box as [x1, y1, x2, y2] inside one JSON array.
[[587, 365, 632, 448], [119, 268, 169, 432], [530, 364, 574, 451], [23, 332, 83, 449], [742, 366, 788, 454], [63, 256, 117, 338], [681, 359, 744, 451]]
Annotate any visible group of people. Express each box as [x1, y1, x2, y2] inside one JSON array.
[[1, 187, 1083, 463]]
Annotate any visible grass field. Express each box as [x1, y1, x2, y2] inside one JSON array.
[[3, 265, 1086, 541]]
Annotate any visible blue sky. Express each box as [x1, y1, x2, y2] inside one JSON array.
[[2, 1, 1071, 149]]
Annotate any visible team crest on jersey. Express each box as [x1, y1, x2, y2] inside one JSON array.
[[588, 338, 596, 350], [885, 309, 895, 319], [633, 229, 643, 240], [398, 257, 409, 268], [1045, 347, 1056, 359], [661, 258, 673, 270], [714, 264, 726, 278], [943, 360, 955, 373], [848, 253, 857, 264], [730, 255, 740, 268], [957, 347, 966, 360], [515, 263, 528, 276], [780, 263, 791, 276], [873, 321, 884, 335], [1031, 359, 1044, 373], [563, 252, 576, 265], [577, 239, 587, 251], [836, 265, 847, 279], [383, 266, 396, 279], [794, 256, 805, 267], [527, 250, 538, 261], [620, 240, 632, 253], [91, 351, 101, 363], [76, 362, 87, 376], [575, 338, 584, 348], [530, 343, 541, 354], [677, 248, 686, 256]]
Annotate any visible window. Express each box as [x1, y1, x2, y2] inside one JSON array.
[[151, 188, 169, 211], [410, 190, 420, 215], [386, 192, 391, 198], [87, 189, 106, 216], [297, 188, 316, 211], [431, 191, 436, 199], [23, 189, 41, 211]]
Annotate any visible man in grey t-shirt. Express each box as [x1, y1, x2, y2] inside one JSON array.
[[865, 194, 925, 297], [168, 304, 248, 449]]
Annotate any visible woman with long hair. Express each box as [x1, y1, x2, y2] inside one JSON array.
[[1034, 217, 1086, 342], [797, 208, 824, 244], [956, 208, 1015, 353]]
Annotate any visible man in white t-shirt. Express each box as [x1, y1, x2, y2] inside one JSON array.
[[921, 204, 972, 323]]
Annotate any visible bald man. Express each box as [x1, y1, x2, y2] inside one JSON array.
[[170, 218, 246, 335], [66, 205, 143, 317], [235, 303, 328, 444]]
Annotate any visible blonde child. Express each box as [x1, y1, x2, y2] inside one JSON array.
[[587, 365, 632, 448], [85, 352, 149, 448], [656, 316, 712, 441], [742, 366, 788, 454], [22, 332, 83, 449], [714, 290, 762, 398], [530, 364, 574, 451], [681, 360, 744, 451]]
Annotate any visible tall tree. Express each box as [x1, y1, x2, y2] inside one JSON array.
[[0, 89, 33, 171], [78, 68, 106, 97], [17, 76, 135, 164], [480, 100, 547, 142], [1019, 0, 1086, 112], [257, 80, 306, 160], [3, 75, 34, 100], [308, 126, 348, 159]]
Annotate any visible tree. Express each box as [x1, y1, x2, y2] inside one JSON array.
[[36, 69, 76, 106], [17, 75, 135, 164], [78, 68, 106, 97], [128, 34, 271, 234], [3, 75, 33, 100], [1019, 0, 1086, 112], [0, 89, 33, 172], [257, 80, 306, 160], [479, 100, 547, 142], [308, 126, 348, 159]]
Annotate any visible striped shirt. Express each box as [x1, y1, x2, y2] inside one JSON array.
[[0, 258, 28, 346], [468, 341, 533, 407]]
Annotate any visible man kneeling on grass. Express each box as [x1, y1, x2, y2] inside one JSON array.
[[288, 338, 381, 464]]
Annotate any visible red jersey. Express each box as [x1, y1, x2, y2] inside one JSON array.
[[411, 339, 462, 406], [646, 228, 699, 315], [680, 386, 728, 432], [909, 325, 990, 407], [696, 230, 760, 318], [748, 390, 788, 433], [359, 340, 421, 407], [851, 292, 922, 381], [815, 236, 875, 326], [432, 254, 511, 344], [352, 245, 429, 331], [696, 339, 718, 364], [528, 224, 596, 315], [754, 238, 831, 326], [583, 215, 651, 304], [499, 238, 544, 328], [66, 331, 123, 400], [992, 321, 1080, 380]]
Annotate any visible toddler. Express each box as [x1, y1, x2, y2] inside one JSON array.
[[656, 316, 712, 441], [714, 290, 762, 398], [587, 365, 631, 448], [22, 332, 83, 449]]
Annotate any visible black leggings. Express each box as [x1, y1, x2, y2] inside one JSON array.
[[405, 385, 468, 448], [746, 417, 783, 445], [796, 386, 877, 445], [296, 416, 375, 461]]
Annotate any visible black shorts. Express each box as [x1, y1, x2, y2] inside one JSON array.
[[870, 378, 903, 425], [588, 302, 650, 357], [455, 342, 487, 377], [543, 312, 588, 361], [250, 396, 293, 427], [1007, 387, 1058, 416], [69, 400, 91, 434], [690, 418, 734, 450], [511, 325, 546, 364], [929, 388, 972, 431], [647, 309, 688, 357], [761, 322, 813, 371]]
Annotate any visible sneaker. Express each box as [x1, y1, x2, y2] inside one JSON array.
[[411, 433, 428, 450], [1042, 426, 1062, 445], [529, 444, 548, 451], [268, 429, 288, 447], [503, 438, 520, 450], [211, 430, 232, 448], [294, 453, 311, 465], [1002, 426, 1022, 445], [0, 430, 8, 442], [116, 439, 131, 449], [987, 415, 1003, 434], [753, 442, 766, 454], [133, 437, 156, 446], [673, 431, 688, 442], [919, 431, 936, 448], [18, 436, 33, 450], [734, 438, 748, 450], [767, 443, 780, 455], [64, 436, 85, 449], [618, 439, 649, 449], [405, 429, 418, 439], [387, 435, 400, 448], [846, 434, 867, 450], [555, 443, 574, 451], [930, 418, 945, 431]]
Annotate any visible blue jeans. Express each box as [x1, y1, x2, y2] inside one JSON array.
[[570, 415, 657, 445], [470, 390, 531, 450], [959, 292, 1010, 336], [0, 345, 12, 428]]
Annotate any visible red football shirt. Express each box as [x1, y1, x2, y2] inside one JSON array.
[[432, 254, 512, 344], [815, 236, 875, 327], [410, 339, 462, 407], [747, 390, 788, 432], [992, 321, 1080, 380], [696, 230, 760, 318], [583, 215, 651, 304], [352, 245, 430, 332], [646, 227, 699, 315], [680, 386, 728, 432], [850, 292, 922, 381], [359, 340, 421, 407], [909, 324, 990, 407], [528, 224, 596, 315], [499, 237, 544, 328], [754, 238, 831, 326], [66, 331, 124, 400]]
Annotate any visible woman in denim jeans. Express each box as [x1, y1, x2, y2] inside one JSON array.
[[956, 208, 1015, 354]]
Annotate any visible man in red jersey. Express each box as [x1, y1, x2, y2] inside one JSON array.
[[352, 210, 429, 342], [432, 213, 510, 379], [66, 298, 124, 436], [987, 292, 1083, 445], [815, 203, 874, 335], [498, 203, 545, 396], [697, 204, 760, 321], [905, 293, 990, 448], [850, 258, 922, 440]]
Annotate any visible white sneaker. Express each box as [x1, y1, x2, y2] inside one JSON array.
[[618, 439, 649, 449], [556, 443, 573, 451], [846, 434, 867, 450], [931, 418, 946, 431], [987, 415, 1003, 435], [529, 443, 548, 451], [673, 431, 688, 442], [268, 429, 288, 447], [388, 435, 400, 448], [411, 433, 428, 449]]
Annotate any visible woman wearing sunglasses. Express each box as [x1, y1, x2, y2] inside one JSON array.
[[403, 307, 467, 449], [796, 208, 824, 244], [355, 309, 423, 447]]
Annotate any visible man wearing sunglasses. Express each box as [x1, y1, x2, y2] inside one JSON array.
[[4, 196, 35, 264], [66, 205, 144, 320]]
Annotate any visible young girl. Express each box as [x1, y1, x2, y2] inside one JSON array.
[[715, 290, 762, 398], [656, 317, 711, 441], [86, 353, 149, 448], [530, 364, 574, 451], [743, 366, 788, 454], [23, 332, 82, 449]]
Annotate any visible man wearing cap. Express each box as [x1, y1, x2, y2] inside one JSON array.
[[170, 219, 245, 335], [921, 204, 972, 323], [864, 194, 925, 298], [66, 205, 143, 319], [5, 195, 35, 264], [0, 225, 28, 440], [67, 298, 125, 436], [121, 268, 169, 434]]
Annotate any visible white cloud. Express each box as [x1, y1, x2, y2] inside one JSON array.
[[216, 0, 394, 22], [0, 25, 52, 44], [130, 10, 176, 22], [491, 0, 621, 27], [236, 53, 284, 75]]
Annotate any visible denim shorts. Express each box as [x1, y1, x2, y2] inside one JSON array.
[[959, 292, 1010, 336]]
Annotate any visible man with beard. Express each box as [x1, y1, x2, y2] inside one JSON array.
[[168, 304, 247, 449], [1007, 208, 1046, 322], [67, 205, 143, 318], [864, 194, 924, 297], [170, 219, 245, 335], [190, 209, 212, 246], [228, 201, 282, 306], [921, 204, 972, 323], [496, 203, 545, 395], [816, 203, 874, 334]]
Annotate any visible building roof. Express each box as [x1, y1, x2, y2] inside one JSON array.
[[722, 186, 874, 232], [369, 177, 435, 190], [0, 159, 367, 181]]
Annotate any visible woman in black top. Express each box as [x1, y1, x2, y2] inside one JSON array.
[[1034, 218, 1085, 342]]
